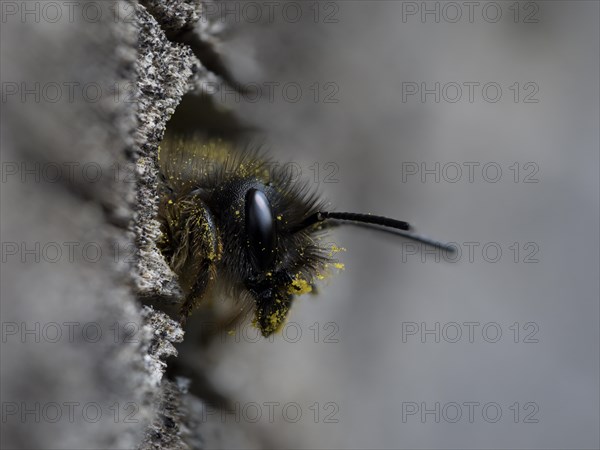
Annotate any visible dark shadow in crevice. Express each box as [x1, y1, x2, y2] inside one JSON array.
[[164, 92, 259, 143]]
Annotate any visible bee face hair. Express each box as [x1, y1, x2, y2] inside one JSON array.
[[158, 138, 452, 337], [158, 139, 331, 336]]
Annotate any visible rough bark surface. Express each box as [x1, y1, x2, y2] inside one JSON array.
[[1, 1, 224, 448]]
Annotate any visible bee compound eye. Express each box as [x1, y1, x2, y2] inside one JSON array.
[[245, 188, 276, 270]]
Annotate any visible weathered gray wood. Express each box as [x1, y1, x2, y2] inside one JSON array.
[[0, 1, 220, 448]]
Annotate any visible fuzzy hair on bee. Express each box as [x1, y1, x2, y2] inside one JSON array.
[[157, 137, 453, 337], [157, 138, 337, 336]]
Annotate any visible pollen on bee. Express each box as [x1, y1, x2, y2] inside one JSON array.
[[318, 261, 345, 280], [288, 275, 313, 295], [268, 309, 287, 331], [328, 244, 346, 257]]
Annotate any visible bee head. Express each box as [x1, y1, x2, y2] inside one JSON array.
[[209, 175, 329, 336]]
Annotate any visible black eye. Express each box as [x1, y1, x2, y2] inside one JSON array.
[[245, 188, 276, 270]]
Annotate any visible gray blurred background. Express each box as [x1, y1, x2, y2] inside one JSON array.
[[182, 1, 599, 449], [1, 1, 598, 449]]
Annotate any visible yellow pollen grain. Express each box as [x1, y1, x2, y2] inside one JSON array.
[[288, 276, 313, 295], [328, 244, 346, 257], [268, 312, 280, 327]]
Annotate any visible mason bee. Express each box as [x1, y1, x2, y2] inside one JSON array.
[[157, 138, 452, 337]]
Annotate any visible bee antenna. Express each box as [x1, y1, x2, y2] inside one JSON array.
[[299, 211, 410, 231], [296, 211, 455, 252]]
